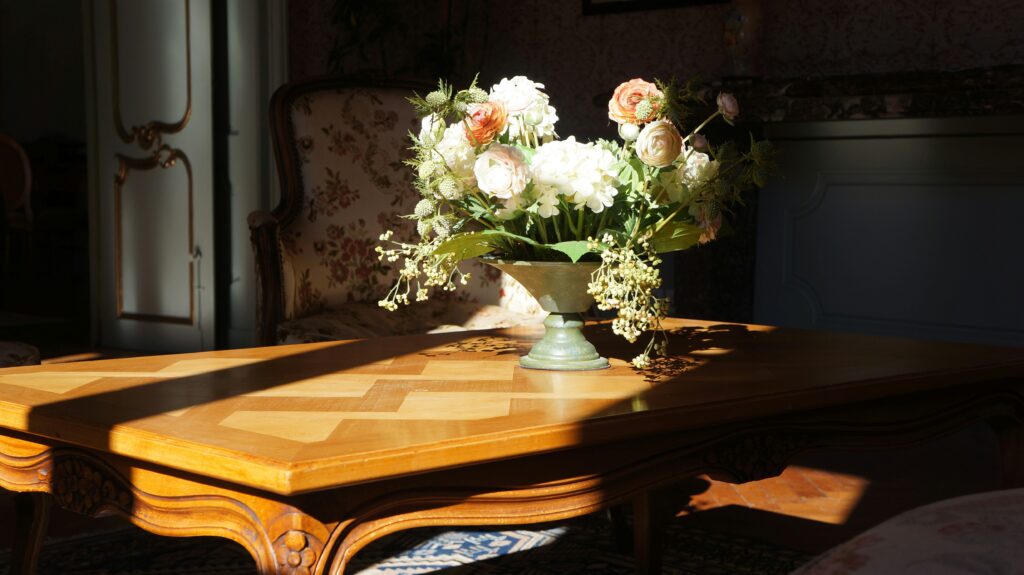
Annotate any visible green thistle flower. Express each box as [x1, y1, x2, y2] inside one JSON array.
[[416, 219, 433, 237], [453, 101, 468, 113], [438, 176, 462, 200], [414, 198, 436, 219], [425, 90, 448, 108], [418, 161, 436, 179], [634, 99, 654, 123], [433, 215, 454, 239], [466, 87, 488, 103]]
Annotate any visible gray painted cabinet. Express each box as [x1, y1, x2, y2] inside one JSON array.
[[755, 117, 1024, 346]]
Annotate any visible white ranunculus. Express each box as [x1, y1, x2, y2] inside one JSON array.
[[635, 120, 682, 168], [531, 137, 619, 215], [618, 123, 640, 142], [681, 151, 719, 187], [489, 76, 558, 144], [418, 114, 444, 145], [474, 144, 529, 200], [434, 123, 477, 187]]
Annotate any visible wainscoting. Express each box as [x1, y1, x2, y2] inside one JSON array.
[[755, 116, 1024, 346]]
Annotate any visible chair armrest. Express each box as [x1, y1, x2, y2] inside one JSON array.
[[248, 209, 285, 346]]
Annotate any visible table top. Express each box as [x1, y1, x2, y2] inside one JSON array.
[[1, 319, 1022, 495]]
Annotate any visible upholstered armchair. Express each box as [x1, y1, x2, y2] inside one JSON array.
[[249, 77, 541, 345]]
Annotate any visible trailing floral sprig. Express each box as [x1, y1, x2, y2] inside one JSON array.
[[378, 74, 773, 367]]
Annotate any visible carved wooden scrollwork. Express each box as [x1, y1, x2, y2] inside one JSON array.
[[274, 529, 323, 575], [49, 456, 132, 516], [703, 431, 816, 483]]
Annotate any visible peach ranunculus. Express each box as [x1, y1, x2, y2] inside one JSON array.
[[464, 101, 508, 146], [608, 78, 664, 125]]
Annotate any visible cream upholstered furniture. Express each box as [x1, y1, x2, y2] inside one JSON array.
[[793, 488, 1024, 574], [0, 341, 39, 367], [249, 77, 540, 345]]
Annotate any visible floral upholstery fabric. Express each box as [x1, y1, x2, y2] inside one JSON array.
[[277, 300, 542, 344], [274, 86, 542, 343], [0, 341, 40, 367], [793, 488, 1024, 574]]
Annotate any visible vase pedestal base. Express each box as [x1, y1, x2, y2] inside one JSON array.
[[519, 312, 609, 372], [520, 355, 609, 371]]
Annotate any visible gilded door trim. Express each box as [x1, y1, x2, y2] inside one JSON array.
[[113, 147, 195, 325], [109, 0, 193, 149]]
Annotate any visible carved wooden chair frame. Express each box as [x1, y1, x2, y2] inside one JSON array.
[[248, 76, 431, 346]]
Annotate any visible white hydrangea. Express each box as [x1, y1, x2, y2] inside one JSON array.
[[432, 123, 477, 189], [489, 76, 558, 145], [418, 114, 444, 145], [531, 137, 619, 215]]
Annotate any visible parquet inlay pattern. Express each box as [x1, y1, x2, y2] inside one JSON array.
[[0, 320, 1022, 495]]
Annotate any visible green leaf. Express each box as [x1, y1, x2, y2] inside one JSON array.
[[649, 221, 702, 253], [548, 240, 594, 263], [433, 232, 498, 260]]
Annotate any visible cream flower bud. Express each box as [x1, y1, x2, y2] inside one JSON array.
[[635, 120, 683, 168], [717, 92, 739, 121], [618, 123, 640, 142]]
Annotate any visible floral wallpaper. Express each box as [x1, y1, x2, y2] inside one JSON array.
[[290, 0, 1024, 133]]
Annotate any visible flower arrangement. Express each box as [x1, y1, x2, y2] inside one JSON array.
[[377, 75, 772, 367]]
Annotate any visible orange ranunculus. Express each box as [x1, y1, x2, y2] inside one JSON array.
[[464, 101, 508, 146], [608, 78, 664, 125]]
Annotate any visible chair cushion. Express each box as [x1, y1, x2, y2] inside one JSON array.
[[276, 300, 543, 344], [793, 487, 1024, 574]]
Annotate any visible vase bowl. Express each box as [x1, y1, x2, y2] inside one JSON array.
[[485, 260, 609, 371]]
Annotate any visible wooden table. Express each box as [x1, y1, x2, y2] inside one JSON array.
[[1, 319, 1023, 574]]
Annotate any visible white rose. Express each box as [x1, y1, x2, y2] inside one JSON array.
[[434, 124, 477, 185], [635, 120, 683, 168], [474, 144, 529, 200], [717, 92, 739, 121]]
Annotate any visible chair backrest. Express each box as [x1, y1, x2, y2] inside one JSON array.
[[0, 134, 32, 224], [261, 77, 509, 327]]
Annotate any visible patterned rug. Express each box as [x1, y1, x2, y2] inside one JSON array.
[[0, 513, 812, 574]]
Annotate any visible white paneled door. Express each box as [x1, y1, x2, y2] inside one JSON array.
[[89, 0, 214, 351]]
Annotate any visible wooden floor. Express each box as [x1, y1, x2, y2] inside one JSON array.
[[676, 422, 1000, 554]]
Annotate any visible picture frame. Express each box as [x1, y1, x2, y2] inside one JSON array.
[[582, 0, 728, 16]]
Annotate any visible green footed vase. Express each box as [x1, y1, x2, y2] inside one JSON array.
[[485, 260, 609, 371]]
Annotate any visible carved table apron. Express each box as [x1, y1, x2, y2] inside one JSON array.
[[0, 319, 1022, 574]]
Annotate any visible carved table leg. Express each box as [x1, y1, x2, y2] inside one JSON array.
[[608, 505, 633, 554], [992, 418, 1024, 488], [11, 492, 52, 575]]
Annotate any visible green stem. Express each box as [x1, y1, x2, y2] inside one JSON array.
[[652, 203, 688, 235], [687, 111, 721, 143], [533, 213, 550, 244], [595, 208, 610, 237], [552, 214, 563, 242], [576, 208, 585, 240]]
